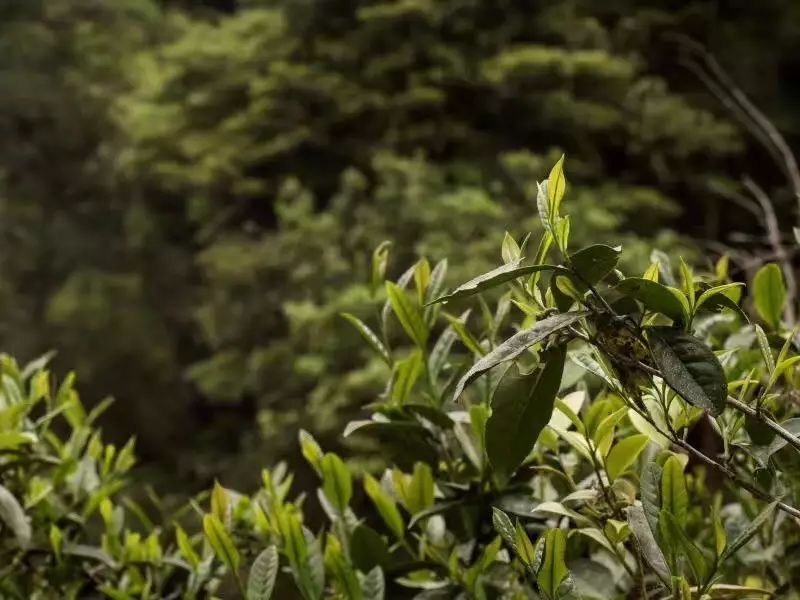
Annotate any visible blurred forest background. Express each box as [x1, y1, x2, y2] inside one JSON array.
[[1, 0, 799, 492]]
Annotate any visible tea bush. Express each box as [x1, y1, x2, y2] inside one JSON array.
[[3, 158, 800, 598]]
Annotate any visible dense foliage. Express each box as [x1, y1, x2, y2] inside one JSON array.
[[3, 0, 800, 486], [4, 160, 800, 598]]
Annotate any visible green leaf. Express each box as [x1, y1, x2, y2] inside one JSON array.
[[371, 242, 391, 296], [175, 525, 200, 570], [626, 505, 671, 586], [385, 282, 428, 348], [514, 521, 537, 569], [502, 232, 522, 264], [614, 278, 688, 322], [711, 506, 726, 559], [341, 313, 391, 366], [0, 484, 31, 548], [753, 263, 786, 329], [0, 431, 36, 451], [320, 453, 352, 513], [678, 258, 695, 309], [452, 311, 585, 401], [754, 324, 775, 374], [536, 528, 569, 600], [640, 462, 663, 537], [414, 258, 431, 305], [606, 434, 649, 481], [406, 462, 434, 515], [548, 155, 567, 218], [203, 513, 240, 572], [719, 501, 777, 564], [361, 566, 385, 600], [492, 507, 516, 550], [248, 546, 279, 600], [569, 244, 620, 288], [486, 346, 566, 481], [299, 429, 324, 475], [659, 510, 710, 584], [364, 474, 405, 540], [429, 259, 558, 304], [648, 327, 727, 416], [660, 456, 688, 529]]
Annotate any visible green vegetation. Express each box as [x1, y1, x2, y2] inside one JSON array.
[[4, 161, 800, 597], [4, 1, 800, 484]]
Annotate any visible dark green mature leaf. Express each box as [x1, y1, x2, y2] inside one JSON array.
[[386, 282, 428, 348], [486, 346, 566, 481], [648, 327, 727, 416], [748, 417, 800, 467], [626, 505, 671, 586], [569, 244, 620, 288], [536, 528, 569, 600], [248, 546, 279, 600], [753, 263, 786, 329], [659, 510, 710, 584], [0, 484, 31, 548], [350, 525, 392, 572], [452, 311, 585, 401], [429, 259, 559, 304], [615, 278, 687, 322], [640, 462, 663, 537], [719, 501, 777, 564]]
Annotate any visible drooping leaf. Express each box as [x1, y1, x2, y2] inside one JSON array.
[[0, 484, 31, 548], [486, 346, 566, 481], [536, 528, 569, 600], [248, 546, 279, 600], [648, 327, 727, 416], [659, 510, 710, 584], [429, 259, 559, 304], [606, 434, 649, 481], [615, 278, 688, 322], [752, 263, 786, 329], [452, 311, 585, 401], [626, 505, 671, 586], [341, 313, 391, 366], [640, 462, 663, 537], [719, 501, 777, 564]]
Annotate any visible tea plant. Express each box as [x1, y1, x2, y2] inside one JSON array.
[[3, 158, 800, 599]]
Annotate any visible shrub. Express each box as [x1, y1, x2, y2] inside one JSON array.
[[3, 158, 800, 598]]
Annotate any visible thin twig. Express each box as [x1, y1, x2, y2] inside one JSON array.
[[726, 396, 800, 453]]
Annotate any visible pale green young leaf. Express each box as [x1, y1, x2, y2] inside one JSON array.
[[203, 513, 240, 572], [753, 263, 786, 329], [661, 456, 688, 528], [606, 434, 650, 481], [536, 528, 568, 600], [385, 282, 428, 348], [320, 453, 352, 513], [364, 474, 404, 540]]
